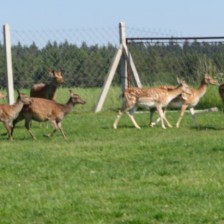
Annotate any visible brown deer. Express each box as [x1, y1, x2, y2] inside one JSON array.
[[0, 90, 32, 140], [113, 78, 190, 129], [0, 91, 6, 101], [30, 69, 64, 100], [150, 74, 218, 128], [11, 90, 86, 140], [218, 83, 224, 105]]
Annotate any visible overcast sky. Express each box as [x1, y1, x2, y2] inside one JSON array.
[[1, 0, 224, 37]]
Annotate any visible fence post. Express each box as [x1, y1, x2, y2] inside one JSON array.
[[119, 22, 128, 90], [3, 24, 14, 104]]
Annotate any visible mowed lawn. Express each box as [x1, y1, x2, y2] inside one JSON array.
[[1, 105, 224, 224]]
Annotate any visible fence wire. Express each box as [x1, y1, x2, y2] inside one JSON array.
[[1, 26, 224, 91], [127, 37, 224, 86], [0, 26, 120, 89]]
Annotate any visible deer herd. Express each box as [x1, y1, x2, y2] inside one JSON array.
[[113, 74, 218, 130], [0, 70, 222, 140], [0, 69, 86, 140]]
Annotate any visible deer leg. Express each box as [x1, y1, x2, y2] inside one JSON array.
[[189, 107, 198, 127], [57, 122, 67, 139], [25, 118, 36, 140], [45, 120, 59, 138], [155, 106, 165, 129], [3, 122, 13, 140], [11, 113, 25, 137], [113, 110, 123, 129], [162, 110, 173, 128], [156, 106, 167, 129], [176, 104, 188, 128], [149, 108, 157, 127], [126, 112, 141, 129]]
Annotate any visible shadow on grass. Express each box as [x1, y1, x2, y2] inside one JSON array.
[[190, 125, 224, 131]]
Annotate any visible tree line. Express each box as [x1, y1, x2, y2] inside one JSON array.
[[0, 40, 224, 89], [129, 40, 224, 85]]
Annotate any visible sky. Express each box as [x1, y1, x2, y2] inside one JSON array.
[[1, 0, 224, 42]]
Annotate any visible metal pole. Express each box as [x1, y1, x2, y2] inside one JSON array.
[[3, 24, 14, 104]]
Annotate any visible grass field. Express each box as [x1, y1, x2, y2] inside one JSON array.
[[1, 87, 224, 223]]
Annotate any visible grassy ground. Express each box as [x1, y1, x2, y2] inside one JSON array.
[[1, 87, 224, 223], [1, 109, 224, 223]]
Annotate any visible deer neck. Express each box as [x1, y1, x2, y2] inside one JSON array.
[[63, 98, 75, 116], [47, 82, 57, 90], [196, 81, 208, 98]]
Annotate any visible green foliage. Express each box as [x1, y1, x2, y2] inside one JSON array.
[[1, 40, 224, 89], [0, 41, 118, 89], [129, 41, 224, 86]]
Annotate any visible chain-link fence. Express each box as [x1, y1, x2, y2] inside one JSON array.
[[0, 24, 185, 90], [1, 24, 224, 110], [127, 37, 224, 87], [1, 26, 121, 89]]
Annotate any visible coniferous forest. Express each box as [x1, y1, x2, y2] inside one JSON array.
[[1, 40, 224, 89]]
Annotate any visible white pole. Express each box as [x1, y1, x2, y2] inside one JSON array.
[[119, 22, 128, 90], [123, 44, 142, 87], [3, 24, 14, 104], [94, 45, 123, 112]]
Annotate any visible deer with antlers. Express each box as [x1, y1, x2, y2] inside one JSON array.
[[150, 74, 218, 128], [30, 69, 64, 100], [113, 78, 190, 129]]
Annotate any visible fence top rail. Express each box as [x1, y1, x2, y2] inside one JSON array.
[[126, 36, 224, 44]]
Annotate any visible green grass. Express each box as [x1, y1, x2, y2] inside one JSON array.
[[1, 87, 224, 223]]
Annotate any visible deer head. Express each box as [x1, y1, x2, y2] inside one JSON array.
[[204, 73, 218, 85], [49, 69, 64, 85], [69, 90, 86, 105]]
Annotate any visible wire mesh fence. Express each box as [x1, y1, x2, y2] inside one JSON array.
[[1, 25, 224, 91], [0, 25, 185, 90], [127, 37, 224, 87], [0, 26, 121, 89]]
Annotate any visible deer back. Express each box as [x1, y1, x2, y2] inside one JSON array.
[[122, 84, 188, 110], [23, 90, 86, 122], [0, 90, 32, 122]]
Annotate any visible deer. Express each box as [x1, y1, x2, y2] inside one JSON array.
[[0, 91, 6, 101], [11, 90, 86, 140], [0, 89, 32, 140], [149, 74, 218, 128], [113, 78, 190, 130], [218, 83, 224, 106], [30, 69, 64, 101]]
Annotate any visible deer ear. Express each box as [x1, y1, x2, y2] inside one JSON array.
[[16, 89, 20, 96], [59, 68, 64, 73], [176, 77, 184, 84], [69, 89, 74, 96], [48, 69, 54, 77]]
